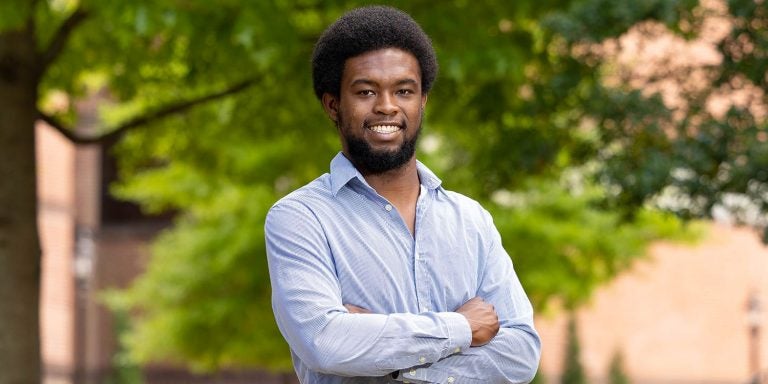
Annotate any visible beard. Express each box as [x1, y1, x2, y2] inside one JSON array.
[[338, 113, 421, 175]]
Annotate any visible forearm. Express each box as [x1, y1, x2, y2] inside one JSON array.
[[392, 325, 540, 384], [274, 304, 472, 377]]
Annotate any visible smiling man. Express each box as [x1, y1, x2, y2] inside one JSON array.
[[265, 6, 540, 384]]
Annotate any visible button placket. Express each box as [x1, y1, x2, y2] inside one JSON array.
[[413, 186, 433, 313]]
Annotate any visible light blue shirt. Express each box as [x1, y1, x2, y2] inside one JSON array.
[[265, 153, 540, 384]]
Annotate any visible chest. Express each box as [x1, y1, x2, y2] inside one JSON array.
[[319, 195, 485, 314]]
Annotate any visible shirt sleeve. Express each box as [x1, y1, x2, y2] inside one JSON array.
[[393, 209, 541, 384], [265, 201, 473, 378]]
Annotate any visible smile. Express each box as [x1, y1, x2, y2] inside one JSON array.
[[367, 125, 401, 134]]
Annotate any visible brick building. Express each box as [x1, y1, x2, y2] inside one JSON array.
[[37, 121, 768, 383], [537, 224, 768, 383], [37, 121, 295, 383]]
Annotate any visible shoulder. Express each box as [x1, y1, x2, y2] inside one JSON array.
[[432, 188, 496, 233], [439, 188, 490, 217], [267, 174, 333, 223]]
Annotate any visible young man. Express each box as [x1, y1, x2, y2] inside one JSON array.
[[265, 6, 540, 383]]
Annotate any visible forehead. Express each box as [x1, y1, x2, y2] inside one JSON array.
[[341, 48, 421, 85]]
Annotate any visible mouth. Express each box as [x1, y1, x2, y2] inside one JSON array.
[[366, 122, 403, 134]]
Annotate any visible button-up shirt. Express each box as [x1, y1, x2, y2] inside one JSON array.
[[265, 153, 540, 384]]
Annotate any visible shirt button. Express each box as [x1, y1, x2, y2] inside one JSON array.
[[418, 356, 426, 363], [385, 204, 392, 211], [409, 369, 417, 376], [454, 347, 461, 353], [447, 377, 455, 383]]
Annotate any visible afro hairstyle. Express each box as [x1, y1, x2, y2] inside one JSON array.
[[311, 6, 438, 100]]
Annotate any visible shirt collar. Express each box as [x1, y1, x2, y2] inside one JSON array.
[[329, 152, 443, 196]]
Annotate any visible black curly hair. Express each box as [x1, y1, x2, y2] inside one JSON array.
[[311, 5, 438, 100]]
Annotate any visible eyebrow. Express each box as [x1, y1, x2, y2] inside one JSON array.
[[349, 78, 419, 87]]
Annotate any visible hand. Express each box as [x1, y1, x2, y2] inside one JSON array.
[[455, 297, 499, 346], [344, 303, 372, 314]]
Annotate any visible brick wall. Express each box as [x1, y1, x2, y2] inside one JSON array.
[[37, 122, 77, 384], [536, 224, 768, 384]]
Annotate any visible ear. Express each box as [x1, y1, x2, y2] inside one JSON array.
[[421, 93, 428, 109], [321, 93, 340, 123]]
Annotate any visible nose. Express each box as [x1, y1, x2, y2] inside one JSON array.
[[374, 93, 398, 115]]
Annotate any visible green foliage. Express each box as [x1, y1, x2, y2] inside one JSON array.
[[609, 350, 630, 384], [99, 0, 635, 370], [0, 0, 33, 31], [105, 178, 292, 371], [14, 0, 758, 374], [544, 0, 698, 42], [562, 316, 586, 384], [721, 0, 768, 89], [530, 367, 547, 384], [547, 0, 768, 234], [489, 171, 698, 310], [104, 311, 144, 384]]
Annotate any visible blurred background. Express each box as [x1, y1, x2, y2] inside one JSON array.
[[2, 0, 767, 383]]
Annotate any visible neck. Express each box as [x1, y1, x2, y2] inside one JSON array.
[[357, 156, 421, 236], [361, 157, 420, 204]]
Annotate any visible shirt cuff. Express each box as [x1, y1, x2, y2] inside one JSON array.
[[391, 312, 473, 383], [440, 311, 472, 355], [396, 366, 486, 384]]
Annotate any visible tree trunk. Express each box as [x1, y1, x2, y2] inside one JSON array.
[[0, 27, 42, 384]]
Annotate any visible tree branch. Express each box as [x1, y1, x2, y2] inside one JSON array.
[[41, 8, 89, 70], [38, 78, 258, 145], [37, 112, 80, 142], [26, 0, 41, 34]]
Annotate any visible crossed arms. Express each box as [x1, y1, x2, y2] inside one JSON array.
[[265, 202, 541, 383], [345, 296, 500, 347]]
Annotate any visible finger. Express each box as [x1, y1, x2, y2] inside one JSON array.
[[344, 304, 371, 314]]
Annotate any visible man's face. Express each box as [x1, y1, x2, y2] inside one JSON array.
[[322, 48, 427, 174]]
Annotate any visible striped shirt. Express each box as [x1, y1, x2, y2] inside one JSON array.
[[265, 153, 540, 384]]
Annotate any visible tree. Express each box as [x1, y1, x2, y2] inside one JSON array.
[[561, 315, 587, 384], [6, 0, 745, 378], [107, 0, 702, 372], [0, 0, 309, 381], [609, 349, 630, 384], [545, 0, 768, 240]]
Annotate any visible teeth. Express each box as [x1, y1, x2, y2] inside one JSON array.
[[369, 125, 400, 134]]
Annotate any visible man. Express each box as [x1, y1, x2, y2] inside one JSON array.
[[265, 6, 540, 383]]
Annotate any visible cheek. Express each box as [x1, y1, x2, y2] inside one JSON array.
[[341, 101, 368, 122], [407, 104, 424, 122]]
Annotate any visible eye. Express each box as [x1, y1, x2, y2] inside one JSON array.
[[396, 89, 415, 96], [357, 90, 375, 96]]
